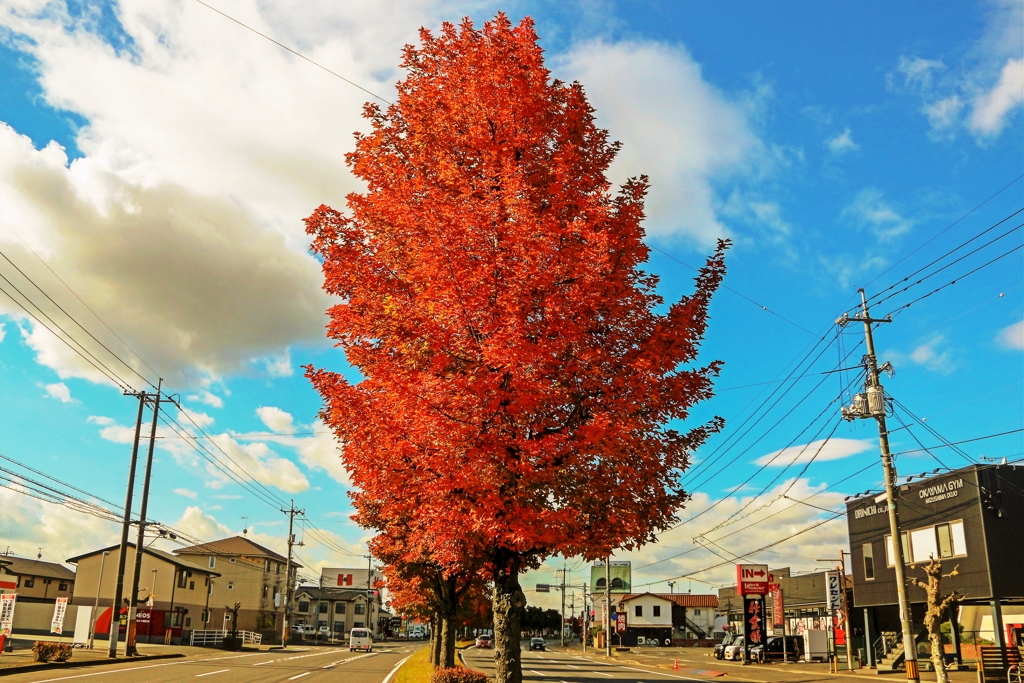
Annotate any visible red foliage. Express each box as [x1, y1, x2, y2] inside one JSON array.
[[306, 13, 725, 572]]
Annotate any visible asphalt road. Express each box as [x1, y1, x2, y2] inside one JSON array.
[[2, 643, 426, 683], [462, 642, 755, 683]]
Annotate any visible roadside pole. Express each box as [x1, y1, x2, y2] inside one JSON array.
[[837, 290, 919, 683], [108, 391, 148, 658], [839, 551, 854, 670], [126, 380, 161, 656], [280, 501, 304, 647], [604, 559, 611, 656], [89, 550, 109, 648]]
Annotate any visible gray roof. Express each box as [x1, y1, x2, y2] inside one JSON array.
[[294, 586, 370, 602], [0, 556, 76, 582], [66, 543, 219, 576]]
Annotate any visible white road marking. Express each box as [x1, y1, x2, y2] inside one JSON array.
[[591, 672, 614, 677], [254, 660, 277, 666], [28, 661, 187, 683], [616, 665, 705, 680], [566, 665, 580, 669], [530, 671, 547, 677], [196, 670, 230, 677], [382, 654, 413, 683], [288, 673, 311, 681]]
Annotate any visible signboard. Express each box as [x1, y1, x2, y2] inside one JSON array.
[[771, 588, 784, 631], [0, 594, 15, 635], [615, 612, 626, 633], [51, 597, 69, 634], [743, 596, 766, 650], [322, 568, 379, 590], [825, 572, 841, 610], [535, 584, 550, 593], [736, 563, 770, 595], [73, 607, 92, 646]]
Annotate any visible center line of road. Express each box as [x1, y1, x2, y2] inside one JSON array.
[[566, 665, 580, 669], [591, 672, 614, 677], [529, 670, 547, 676], [288, 673, 311, 681], [253, 660, 277, 666], [196, 670, 230, 678]]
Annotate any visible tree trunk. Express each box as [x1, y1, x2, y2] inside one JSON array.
[[493, 557, 525, 683], [441, 614, 457, 668], [430, 614, 441, 667]]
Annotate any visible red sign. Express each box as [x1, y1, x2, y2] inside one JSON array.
[[337, 574, 353, 586], [736, 563, 770, 595], [744, 597, 765, 645], [615, 613, 626, 633], [771, 589, 784, 628]]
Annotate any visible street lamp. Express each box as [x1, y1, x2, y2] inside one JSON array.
[[89, 551, 110, 649]]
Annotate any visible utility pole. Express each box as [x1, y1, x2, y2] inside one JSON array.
[[582, 583, 588, 653], [126, 380, 161, 657], [89, 550, 109, 649], [280, 501, 304, 648], [556, 562, 567, 647], [817, 552, 854, 671], [604, 558, 611, 657], [838, 290, 919, 683], [366, 554, 374, 636], [108, 391, 147, 658]]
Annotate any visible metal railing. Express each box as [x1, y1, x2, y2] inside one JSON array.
[[190, 630, 263, 646]]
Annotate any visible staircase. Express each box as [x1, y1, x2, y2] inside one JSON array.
[[874, 627, 929, 674], [683, 617, 708, 639]]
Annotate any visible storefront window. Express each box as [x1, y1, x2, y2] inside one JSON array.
[[863, 543, 875, 580]]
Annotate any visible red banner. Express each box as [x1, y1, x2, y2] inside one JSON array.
[[772, 589, 784, 628]]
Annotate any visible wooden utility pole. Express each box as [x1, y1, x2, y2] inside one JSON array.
[[126, 380, 161, 656], [604, 559, 611, 656], [838, 290, 919, 682], [280, 501, 304, 647]]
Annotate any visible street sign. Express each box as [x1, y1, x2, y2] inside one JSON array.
[[615, 612, 626, 633], [535, 584, 550, 593], [51, 598, 68, 634], [743, 596, 766, 651], [0, 594, 15, 635], [736, 563, 770, 595], [825, 571, 841, 610]]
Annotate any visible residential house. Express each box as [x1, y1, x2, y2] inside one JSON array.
[[68, 543, 218, 645], [175, 536, 300, 642], [292, 586, 380, 638], [0, 555, 75, 601]]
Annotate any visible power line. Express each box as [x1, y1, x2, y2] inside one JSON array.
[[191, 0, 391, 105], [890, 428, 1024, 457]]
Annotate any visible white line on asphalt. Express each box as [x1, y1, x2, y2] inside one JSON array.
[[196, 670, 230, 677], [591, 672, 614, 677], [615, 665, 704, 680], [381, 654, 413, 683], [566, 665, 580, 669], [530, 671, 547, 677], [254, 660, 277, 666], [288, 673, 311, 680], [28, 660, 187, 683]]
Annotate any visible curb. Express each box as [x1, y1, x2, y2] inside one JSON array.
[[0, 653, 184, 677]]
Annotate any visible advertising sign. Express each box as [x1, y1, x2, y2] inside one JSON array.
[[51, 597, 68, 634], [736, 564, 770, 595], [0, 594, 15, 636], [615, 612, 626, 633], [743, 596, 766, 650], [771, 588, 784, 630], [825, 572, 841, 610]]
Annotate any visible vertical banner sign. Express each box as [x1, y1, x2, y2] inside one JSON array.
[[825, 572, 841, 611], [772, 588, 784, 630], [616, 613, 627, 633], [0, 594, 15, 635], [51, 597, 69, 634], [743, 596, 766, 651]]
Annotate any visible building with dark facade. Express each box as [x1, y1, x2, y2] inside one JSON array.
[[846, 463, 1024, 668]]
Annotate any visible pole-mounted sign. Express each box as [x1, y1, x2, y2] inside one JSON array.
[[736, 563, 770, 595], [51, 597, 68, 635], [825, 572, 841, 611]]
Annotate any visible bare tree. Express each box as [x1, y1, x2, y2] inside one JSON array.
[[909, 559, 960, 683]]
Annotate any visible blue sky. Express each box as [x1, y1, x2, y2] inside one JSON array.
[[0, 0, 1021, 599]]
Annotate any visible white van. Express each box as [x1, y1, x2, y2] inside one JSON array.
[[349, 627, 373, 652]]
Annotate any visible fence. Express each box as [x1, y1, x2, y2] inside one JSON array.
[[190, 630, 262, 647]]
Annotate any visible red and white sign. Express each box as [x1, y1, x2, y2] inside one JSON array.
[[51, 597, 68, 634], [0, 594, 16, 636], [337, 574, 353, 586], [615, 613, 626, 633], [736, 563, 770, 595], [771, 588, 784, 631]]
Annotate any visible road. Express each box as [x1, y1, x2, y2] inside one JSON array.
[[462, 643, 754, 683], [2, 643, 425, 683]]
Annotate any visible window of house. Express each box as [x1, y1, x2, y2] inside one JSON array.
[[652, 606, 661, 617], [263, 586, 269, 599], [230, 558, 236, 563], [634, 605, 643, 617], [227, 582, 234, 590], [884, 532, 911, 566], [355, 603, 366, 615], [910, 527, 938, 563], [337, 603, 346, 614], [276, 563, 281, 574], [189, 581, 195, 590], [23, 579, 34, 588], [59, 582, 68, 591], [264, 559, 270, 572], [185, 617, 191, 627], [694, 609, 701, 616], [863, 543, 875, 580], [319, 602, 329, 613], [209, 556, 216, 569], [334, 621, 343, 634], [354, 621, 364, 629], [595, 578, 606, 588], [611, 578, 624, 589], [177, 572, 188, 589], [299, 601, 310, 613]]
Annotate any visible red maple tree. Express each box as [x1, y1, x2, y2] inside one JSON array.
[[306, 14, 725, 683]]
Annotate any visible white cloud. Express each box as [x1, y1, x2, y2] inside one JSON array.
[[555, 39, 768, 245], [0, 322, 5, 342], [923, 95, 965, 137], [170, 506, 233, 542], [179, 407, 214, 429], [996, 320, 1024, 350], [257, 406, 295, 433], [826, 128, 859, 154], [843, 188, 915, 241], [754, 438, 874, 466], [43, 381, 76, 403], [173, 488, 198, 499], [895, 56, 946, 90], [252, 408, 348, 485], [970, 58, 1024, 136], [187, 391, 224, 409], [87, 415, 115, 425], [888, 334, 956, 374]]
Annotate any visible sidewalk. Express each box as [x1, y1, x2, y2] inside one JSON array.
[[550, 642, 981, 683]]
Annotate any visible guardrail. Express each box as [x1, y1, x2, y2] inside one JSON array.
[[190, 630, 263, 647]]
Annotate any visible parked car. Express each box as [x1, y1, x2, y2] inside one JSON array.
[[723, 636, 745, 661], [409, 628, 424, 640], [529, 637, 546, 651], [749, 635, 803, 662], [350, 627, 373, 652], [714, 634, 735, 660], [475, 635, 491, 649], [318, 625, 331, 639]]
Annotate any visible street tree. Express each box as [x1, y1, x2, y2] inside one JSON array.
[[306, 14, 726, 683], [909, 559, 961, 683]]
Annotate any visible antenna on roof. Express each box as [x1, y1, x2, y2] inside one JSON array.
[[242, 517, 249, 536], [37, 548, 43, 560]]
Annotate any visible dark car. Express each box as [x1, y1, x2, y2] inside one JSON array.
[[529, 637, 546, 651], [749, 635, 803, 662]]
